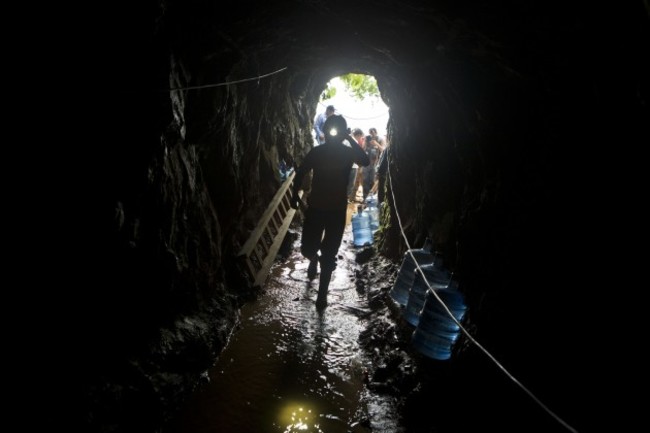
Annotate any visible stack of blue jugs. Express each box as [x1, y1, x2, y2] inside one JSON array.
[[403, 258, 450, 327], [352, 205, 373, 247], [389, 238, 436, 306], [411, 279, 467, 360], [365, 194, 379, 232]]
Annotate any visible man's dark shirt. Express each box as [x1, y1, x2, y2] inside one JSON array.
[[293, 139, 369, 210]]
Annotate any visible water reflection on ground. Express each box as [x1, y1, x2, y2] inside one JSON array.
[[164, 221, 400, 433]]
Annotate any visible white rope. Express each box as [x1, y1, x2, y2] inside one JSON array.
[[166, 67, 288, 91], [386, 160, 579, 433]]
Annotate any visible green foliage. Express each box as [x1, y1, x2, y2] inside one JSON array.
[[339, 74, 379, 100], [319, 74, 380, 102], [320, 82, 337, 101]]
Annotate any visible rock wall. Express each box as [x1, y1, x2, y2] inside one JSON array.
[[37, 1, 648, 431]]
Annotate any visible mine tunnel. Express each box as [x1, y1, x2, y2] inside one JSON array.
[[39, 1, 648, 432]]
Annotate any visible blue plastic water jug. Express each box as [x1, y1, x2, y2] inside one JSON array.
[[403, 262, 451, 326], [389, 238, 436, 306], [352, 205, 373, 247], [368, 205, 379, 232], [411, 281, 467, 360], [279, 160, 289, 181], [366, 194, 378, 208]]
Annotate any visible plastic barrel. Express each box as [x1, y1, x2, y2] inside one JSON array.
[[411, 282, 467, 360], [368, 205, 379, 232], [389, 238, 437, 305], [365, 194, 378, 208], [352, 206, 373, 247], [403, 263, 451, 326]]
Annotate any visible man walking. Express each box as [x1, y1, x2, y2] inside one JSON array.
[[292, 114, 370, 308]]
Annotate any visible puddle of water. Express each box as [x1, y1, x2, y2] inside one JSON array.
[[164, 216, 398, 433]]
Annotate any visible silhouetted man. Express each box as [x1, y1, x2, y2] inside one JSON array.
[[291, 114, 370, 308]]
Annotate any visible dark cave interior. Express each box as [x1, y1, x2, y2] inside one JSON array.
[[33, 1, 648, 432]]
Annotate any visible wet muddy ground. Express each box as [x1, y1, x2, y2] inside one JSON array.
[[162, 203, 572, 433], [163, 208, 411, 432]]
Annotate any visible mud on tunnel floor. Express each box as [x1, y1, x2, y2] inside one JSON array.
[[162, 201, 407, 433]]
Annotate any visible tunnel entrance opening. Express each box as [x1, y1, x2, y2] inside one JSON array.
[[310, 73, 391, 228], [312, 74, 390, 147]]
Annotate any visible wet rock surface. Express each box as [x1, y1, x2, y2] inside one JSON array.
[[82, 216, 576, 433], [165, 216, 556, 433], [162, 219, 422, 432], [329, 228, 572, 433]]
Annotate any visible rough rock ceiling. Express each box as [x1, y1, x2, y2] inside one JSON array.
[[35, 1, 648, 432]]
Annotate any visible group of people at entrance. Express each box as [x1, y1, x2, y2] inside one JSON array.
[[348, 126, 386, 203], [291, 107, 388, 309], [314, 105, 387, 203]]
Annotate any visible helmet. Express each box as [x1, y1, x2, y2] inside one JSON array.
[[323, 114, 347, 140]]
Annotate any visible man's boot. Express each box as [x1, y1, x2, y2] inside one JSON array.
[[316, 270, 332, 309], [307, 254, 319, 280]]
